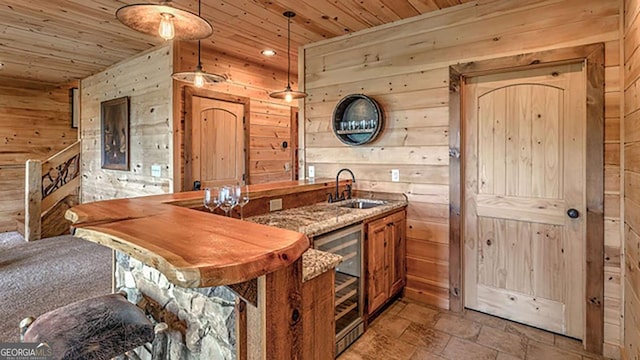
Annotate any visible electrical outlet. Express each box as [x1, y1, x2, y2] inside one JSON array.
[[391, 169, 400, 182], [308, 165, 315, 178], [270, 198, 283, 212], [151, 164, 161, 177]]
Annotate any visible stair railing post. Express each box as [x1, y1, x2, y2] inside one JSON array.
[[25, 159, 42, 241]]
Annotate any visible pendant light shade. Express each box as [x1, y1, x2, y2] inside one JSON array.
[[116, 0, 213, 41], [171, 41, 227, 87], [172, 64, 227, 87], [171, 1, 226, 87], [269, 11, 307, 102]]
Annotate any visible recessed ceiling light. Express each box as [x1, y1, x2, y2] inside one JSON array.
[[0, 63, 4, 70], [261, 49, 277, 57]]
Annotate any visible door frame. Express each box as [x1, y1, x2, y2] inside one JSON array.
[[290, 107, 299, 181], [176, 86, 250, 191], [448, 44, 604, 354]]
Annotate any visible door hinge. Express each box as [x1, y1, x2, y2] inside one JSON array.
[[242, 174, 246, 181]]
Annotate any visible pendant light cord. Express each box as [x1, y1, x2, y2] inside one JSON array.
[[287, 14, 291, 87], [268, 11, 306, 99], [197, 0, 202, 68]]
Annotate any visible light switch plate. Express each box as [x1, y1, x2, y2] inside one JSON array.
[[270, 198, 283, 212], [308, 165, 315, 178], [391, 169, 400, 182], [151, 164, 161, 177]]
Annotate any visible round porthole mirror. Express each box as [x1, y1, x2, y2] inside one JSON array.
[[332, 94, 383, 146]]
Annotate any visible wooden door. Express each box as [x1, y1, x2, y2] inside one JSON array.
[[367, 219, 389, 313], [190, 96, 245, 188], [463, 62, 586, 338]]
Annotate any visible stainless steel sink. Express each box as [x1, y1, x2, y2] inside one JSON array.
[[338, 199, 386, 209]]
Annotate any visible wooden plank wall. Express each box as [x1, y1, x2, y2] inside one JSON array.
[[80, 46, 174, 202], [302, 0, 623, 355], [0, 165, 25, 232], [623, 0, 640, 358], [0, 84, 77, 231], [173, 41, 296, 187], [0, 84, 77, 164]]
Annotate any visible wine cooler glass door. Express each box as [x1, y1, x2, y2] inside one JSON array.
[[313, 224, 364, 342]]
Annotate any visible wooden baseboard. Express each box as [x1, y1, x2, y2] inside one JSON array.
[[0, 222, 17, 233], [620, 346, 629, 360], [602, 342, 622, 360], [14, 217, 24, 234], [365, 291, 403, 327], [403, 287, 449, 310]]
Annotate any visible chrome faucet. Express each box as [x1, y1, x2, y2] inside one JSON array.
[[328, 168, 356, 203]]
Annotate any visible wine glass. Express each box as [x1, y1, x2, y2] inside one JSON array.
[[203, 187, 220, 213], [236, 185, 250, 220], [218, 186, 237, 217]]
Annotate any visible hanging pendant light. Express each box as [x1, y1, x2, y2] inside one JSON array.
[[269, 11, 307, 102], [172, 39, 227, 87], [171, 0, 226, 87], [116, 0, 213, 41]]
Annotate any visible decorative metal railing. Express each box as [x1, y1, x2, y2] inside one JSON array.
[[24, 141, 81, 241]]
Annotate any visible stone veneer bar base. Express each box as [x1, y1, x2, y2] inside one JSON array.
[[115, 252, 237, 359]]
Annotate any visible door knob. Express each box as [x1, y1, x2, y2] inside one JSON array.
[[567, 208, 579, 219]]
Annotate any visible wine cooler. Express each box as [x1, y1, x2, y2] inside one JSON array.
[[313, 223, 364, 356]]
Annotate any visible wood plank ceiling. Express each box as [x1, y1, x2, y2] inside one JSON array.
[[0, 0, 472, 89]]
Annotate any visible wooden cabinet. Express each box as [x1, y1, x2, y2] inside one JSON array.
[[366, 210, 406, 315], [302, 270, 336, 360]]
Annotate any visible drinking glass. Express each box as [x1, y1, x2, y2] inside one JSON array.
[[218, 186, 237, 217], [236, 185, 250, 220], [203, 187, 220, 213]]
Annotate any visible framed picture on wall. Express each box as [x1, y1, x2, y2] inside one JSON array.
[[101, 96, 130, 171], [70, 88, 79, 128]]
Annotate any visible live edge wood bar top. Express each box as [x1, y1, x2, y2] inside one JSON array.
[[64, 180, 342, 288]]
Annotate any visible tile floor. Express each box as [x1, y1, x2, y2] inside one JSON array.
[[338, 299, 612, 360]]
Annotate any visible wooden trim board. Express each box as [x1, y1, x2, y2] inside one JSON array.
[[448, 43, 605, 354], [448, 67, 463, 313], [584, 44, 605, 356], [290, 106, 299, 181]]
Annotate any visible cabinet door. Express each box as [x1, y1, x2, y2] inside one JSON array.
[[388, 213, 406, 296], [367, 219, 388, 314]]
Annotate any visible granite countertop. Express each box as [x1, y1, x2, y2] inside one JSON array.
[[301, 249, 342, 282], [246, 198, 407, 237], [247, 198, 407, 282]]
